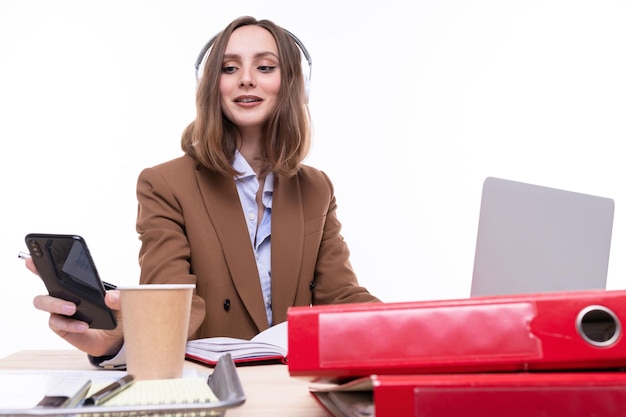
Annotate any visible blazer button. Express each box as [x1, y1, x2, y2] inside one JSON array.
[[309, 281, 315, 291], [223, 299, 231, 311]]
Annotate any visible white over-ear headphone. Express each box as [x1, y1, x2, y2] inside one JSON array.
[[194, 28, 312, 101]]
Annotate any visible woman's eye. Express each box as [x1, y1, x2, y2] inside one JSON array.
[[221, 66, 237, 74], [258, 66, 276, 73]]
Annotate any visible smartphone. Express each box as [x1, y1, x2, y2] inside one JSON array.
[[25, 233, 117, 330]]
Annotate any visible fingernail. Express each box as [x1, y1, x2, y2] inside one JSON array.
[[75, 322, 89, 332], [61, 304, 75, 315]]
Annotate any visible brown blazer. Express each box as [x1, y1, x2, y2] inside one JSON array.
[[135, 154, 379, 340]]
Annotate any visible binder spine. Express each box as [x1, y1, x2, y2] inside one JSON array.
[[288, 290, 626, 376]]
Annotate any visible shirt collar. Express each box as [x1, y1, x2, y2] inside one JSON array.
[[233, 150, 256, 180], [232, 150, 274, 208], [263, 172, 274, 209]]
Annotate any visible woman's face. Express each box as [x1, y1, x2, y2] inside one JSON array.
[[219, 25, 281, 136]]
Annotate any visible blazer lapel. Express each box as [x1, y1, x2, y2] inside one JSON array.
[[194, 166, 268, 331], [271, 174, 304, 323]]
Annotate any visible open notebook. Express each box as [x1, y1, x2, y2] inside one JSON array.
[[471, 177, 614, 297]]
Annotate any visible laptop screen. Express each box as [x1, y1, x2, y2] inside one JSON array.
[[470, 177, 614, 297]]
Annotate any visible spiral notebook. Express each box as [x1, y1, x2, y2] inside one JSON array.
[[92, 377, 218, 406]]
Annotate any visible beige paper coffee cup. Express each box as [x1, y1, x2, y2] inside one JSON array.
[[118, 284, 194, 380]]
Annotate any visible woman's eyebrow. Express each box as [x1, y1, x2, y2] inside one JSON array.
[[222, 51, 279, 62]]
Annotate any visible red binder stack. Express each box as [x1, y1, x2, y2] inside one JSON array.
[[287, 289, 626, 417], [308, 372, 626, 417]]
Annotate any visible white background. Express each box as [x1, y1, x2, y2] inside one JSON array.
[[1, 0, 625, 359]]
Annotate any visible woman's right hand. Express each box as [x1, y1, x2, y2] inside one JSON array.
[[27, 257, 124, 357]]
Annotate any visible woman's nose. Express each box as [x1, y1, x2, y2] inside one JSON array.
[[239, 67, 256, 88]]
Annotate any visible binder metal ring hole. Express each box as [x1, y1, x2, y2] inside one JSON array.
[[576, 305, 621, 347]]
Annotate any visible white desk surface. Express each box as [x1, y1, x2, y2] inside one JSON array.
[[0, 349, 327, 417]]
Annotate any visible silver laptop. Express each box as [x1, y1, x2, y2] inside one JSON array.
[[470, 177, 614, 297]]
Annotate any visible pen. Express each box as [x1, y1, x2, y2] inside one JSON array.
[[82, 374, 135, 406], [103, 281, 118, 290], [18, 251, 30, 260]]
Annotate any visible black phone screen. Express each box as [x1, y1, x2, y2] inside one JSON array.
[[47, 238, 102, 293]]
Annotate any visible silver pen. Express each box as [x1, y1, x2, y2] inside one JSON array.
[[82, 374, 135, 406], [18, 251, 31, 259]]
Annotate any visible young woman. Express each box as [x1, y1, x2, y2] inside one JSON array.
[[29, 16, 379, 361]]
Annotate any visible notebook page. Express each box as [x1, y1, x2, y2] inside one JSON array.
[[0, 373, 58, 409], [0, 370, 124, 409], [95, 377, 218, 406]]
